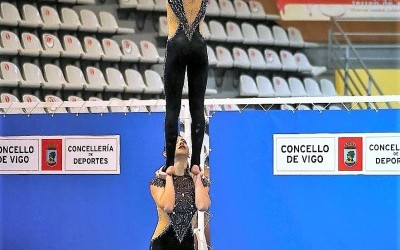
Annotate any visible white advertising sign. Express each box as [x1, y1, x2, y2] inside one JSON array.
[[0, 138, 40, 172], [365, 135, 400, 172], [274, 135, 336, 174]]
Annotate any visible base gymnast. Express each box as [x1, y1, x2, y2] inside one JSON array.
[[150, 136, 211, 250]]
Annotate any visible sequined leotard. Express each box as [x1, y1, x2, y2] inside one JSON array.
[[150, 171, 210, 250], [163, 0, 209, 169]]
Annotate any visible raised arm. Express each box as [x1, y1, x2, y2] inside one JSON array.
[[150, 175, 175, 213], [193, 173, 211, 211]]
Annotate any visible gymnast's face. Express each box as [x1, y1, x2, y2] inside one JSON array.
[[175, 136, 189, 157]]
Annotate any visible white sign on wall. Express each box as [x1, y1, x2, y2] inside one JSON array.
[[0, 135, 120, 174], [365, 135, 400, 172]]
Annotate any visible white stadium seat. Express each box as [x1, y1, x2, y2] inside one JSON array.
[[144, 70, 164, 95], [273, 76, 292, 97], [125, 69, 147, 94], [280, 50, 298, 71], [288, 27, 305, 47], [23, 94, 47, 114], [121, 39, 142, 62], [102, 38, 123, 61], [154, 0, 167, 11], [109, 97, 130, 113], [22, 63, 45, 89], [209, 20, 227, 41], [158, 16, 168, 37], [43, 64, 66, 90], [207, 46, 218, 66], [137, 0, 155, 11], [105, 68, 127, 93], [256, 75, 275, 97], [294, 52, 327, 76], [79, 9, 100, 32], [239, 75, 258, 97], [257, 24, 274, 45], [241, 23, 259, 44], [288, 77, 307, 97], [68, 95, 89, 114], [20, 33, 41, 57], [60, 8, 81, 31], [201, 21, 211, 40], [41, 6, 61, 30], [21, 4, 44, 28], [264, 49, 282, 70], [45, 95, 68, 114], [0, 31, 22, 55], [233, 47, 250, 69], [215, 46, 234, 68], [82, 36, 105, 60], [99, 11, 135, 34], [249, 0, 266, 19], [0, 61, 22, 87], [219, 0, 236, 17], [272, 25, 290, 46], [85, 67, 107, 92], [65, 65, 89, 90], [88, 96, 109, 114], [226, 21, 244, 42], [119, 0, 138, 9], [63, 35, 84, 59], [248, 48, 267, 70], [320, 79, 338, 96], [304, 78, 323, 97], [234, 0, 251, 18], [206, 0, 220, 16], [0, 3, 21, 26], [1, 93, 24, 114], [42, 33, 64, 58], [140, 40, 164, 63]]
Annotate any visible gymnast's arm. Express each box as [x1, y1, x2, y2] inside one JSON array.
[[193, 173, 211, 211], [150, 175, 175, 213]]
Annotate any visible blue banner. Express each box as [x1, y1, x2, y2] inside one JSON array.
[[209, 109, 400, 250]]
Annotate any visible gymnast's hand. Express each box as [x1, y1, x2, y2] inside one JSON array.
[[190, 165, 201, 175]]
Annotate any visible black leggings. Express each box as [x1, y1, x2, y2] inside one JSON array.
[[164, 28, 208, 168]]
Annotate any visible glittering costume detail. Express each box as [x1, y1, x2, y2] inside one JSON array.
[[167, 0, 208, 41], [150, 173, 211, 249]]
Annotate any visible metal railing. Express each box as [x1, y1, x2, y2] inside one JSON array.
[[328, 18, 400, 109]]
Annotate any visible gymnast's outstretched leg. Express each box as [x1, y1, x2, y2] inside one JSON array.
[[187, 32, 208, 172]]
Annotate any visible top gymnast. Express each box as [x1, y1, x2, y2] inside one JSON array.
[[163, 0, 209, 175]]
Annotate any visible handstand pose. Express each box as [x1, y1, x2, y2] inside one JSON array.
[[163, 0, 209, 174]]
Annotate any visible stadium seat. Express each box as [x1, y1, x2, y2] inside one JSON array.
[[44, 95, 68, 114], [63, 35, 84, 58], [249, 0, 266, 19], [239, 75, 258, 97], [209, 20, 227, 41], [102, 38, 123, 61], [105, 68, 127, 93], [119, 0, 138, 9], [320, 79, 338, 96], [234, 0, 251, 18], [144, 70, 164, 95], [82, 36, 104, 60], [42, 33, 64, 58], [77, 0, 96, 4], [60, 8, 81, 31], [313, 104, 326, 111], [273, 76, 292, 97], [264, 49, 282, 70], [21, 63, 44, 89], [272, 25, 290, 46], [41, 6, 61, 30], [125, 69, 147, 94], [65, 65, 89, 90], [68, 95, 89, 114], [20, 4, 44, 28], [0, 3, 21, 27], [109, 97, 130, 113], [304, 78, 323, 97], [206, 76, 218, 96], [99, 11, 135, 34], [219, 0, 236, 17], [129, 98, 149, 112], [1, 93, 24, 114], [280, 104, 295, 111], [226, 21, 244, 42], [79, 9, 100, 32], [256, 75, 275, 97], [158, 16, 168, 37], [206, 0, 220, 16], [288, 77, 307, 97], [233, 47, 251, 69], [294, 52, 327, 76], [215, 46, 234, 68], [248, 48, 267, 70], [0, 61, 22, 87], [121, 39, 142, 62], [201, 22, 211, 40], [0, 31, 22, 55], [241, 23, 259, 44], [257, 24, 274, 45], [298, 104, 311, 110], [88, 96, 109, 113], [223, 104, 240, 111], [85, 66, 107, 92], [288, 27, 305, 47], [148, 102, 166, 112], [20, 33, 42, 57], [137, 0, 155, 11], [207, 46, 218, 66], [43, 64, 66, 90], [23, 94, 47, 114], [280, 50, 298, 71], [154, 0, 167, 11], [140, 40, 164, 63]]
